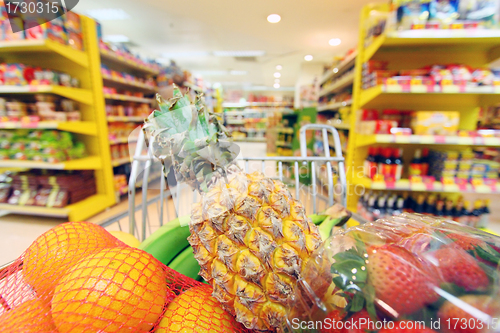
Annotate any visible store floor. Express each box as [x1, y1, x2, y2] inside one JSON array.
[[2, 141, 500, 265]]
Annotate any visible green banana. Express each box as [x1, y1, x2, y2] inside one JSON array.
[[308, 214, 329, 225], [139, 215, 191, 265], [318, 216, 344, 241], [167, 246, 202, 280]]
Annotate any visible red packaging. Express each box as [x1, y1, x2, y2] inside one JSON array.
[[374, 120, 397, 134], [65, 11, 81, 33], [68, 31, 84, 51], [399, 69, 430, 76]]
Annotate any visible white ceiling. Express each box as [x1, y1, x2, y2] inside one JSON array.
[[75, 0, 381, 88]]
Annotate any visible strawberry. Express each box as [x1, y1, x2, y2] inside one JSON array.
[[367, 245, 439, 316], [320, 308, 346, 333], [340, 309, 377, 333], [379, 321, 438, 333], [428, 245, 489, 291], [445, 233, 486, 251], [438, 295, 500, 333]]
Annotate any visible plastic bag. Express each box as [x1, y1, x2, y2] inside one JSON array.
[[287, 213, 500, 333]]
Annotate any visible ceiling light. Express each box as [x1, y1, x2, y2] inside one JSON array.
[[103, 35, 130, 43], [274, 83, 280, 88], [274, 72, 281, 78], [161, 51, 210, 58], [229, 70, 248, 75], [329, 38, 342, 46], [267, 14, 281, 23], [213, 50, 265, 57], [304, 55, 313, 61], [276, 65, 282, 70], [84, 8, 130, 21], [333, 68, 339, 73]]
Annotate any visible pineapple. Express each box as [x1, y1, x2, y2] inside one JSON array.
[[144, 87, 322, 331]]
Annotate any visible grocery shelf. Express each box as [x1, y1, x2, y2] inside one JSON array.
[[320, 52, 357, 85], [0, 193, 113, 221], [0, 85, 93, 105], [102, 74, 157, 93], [277, 128, 294, 134], [0, 155, 102, 170], [107, 116, 145, 122], [317, 100, 352, 112], [112, 157, 131, 167], [359, 85, 500, 110], [0, 39, 88, 68], [223, 102, 293, 108], [353, 177, 500, 194], [100, 48, 160, 76], [104, 93, 153, 104], [319, 72, 354, 97], [364, 30, 500, 63], [329, 120, 350, 130], [0, 121, 97, 135], [356, 134, 500, 147]]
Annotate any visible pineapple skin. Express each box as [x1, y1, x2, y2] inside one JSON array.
[[188, 171, 322, 331]]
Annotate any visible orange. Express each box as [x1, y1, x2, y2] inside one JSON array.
[[157, 285, 241, 333], [51, 247, 172, 333], [0, 298, 55, 332], [23, 221, 119, 301]]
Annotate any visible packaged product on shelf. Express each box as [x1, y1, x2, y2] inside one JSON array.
[[65, 11, 82, 33], [410, 111, 460, 135]]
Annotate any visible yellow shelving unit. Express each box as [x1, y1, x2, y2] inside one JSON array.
[[346, 3, 500, 211], [0, 16, 116, 221]]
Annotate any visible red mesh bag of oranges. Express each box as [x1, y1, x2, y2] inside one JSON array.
[[0, 221, 250, 333]]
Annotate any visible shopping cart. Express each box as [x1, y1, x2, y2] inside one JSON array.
[[99, 124, 348, 242]]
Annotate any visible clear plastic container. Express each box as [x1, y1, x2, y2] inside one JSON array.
[[285, 213, 500, 333]]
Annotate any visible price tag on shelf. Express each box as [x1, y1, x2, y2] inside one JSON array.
[[442, 177, 459, 192], [385, 78, 403, 93], [410, 176, 426, 191], [420, 136, 435, 144], [456, 137, 471, 145], [441, 80, 459, 93]]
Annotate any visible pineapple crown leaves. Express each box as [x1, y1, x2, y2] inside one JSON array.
[[143, 85, 240, 192]]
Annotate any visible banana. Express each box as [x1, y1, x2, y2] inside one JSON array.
[[308, 214, 329, 225], [318, 216, 345, 241], [167, 246, 201, 280], [139, 215, 191, 265]]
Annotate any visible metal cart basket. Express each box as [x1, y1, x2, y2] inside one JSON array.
[[100, 124, 347, 241]]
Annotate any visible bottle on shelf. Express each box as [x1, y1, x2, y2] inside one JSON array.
[[413, 194, 426, 214], [364, 147, 378, 179], [470, 200, 483, 228], [403, 192, 412, 213], [478, 199, 491, 228], [386, 194, 396, 216], [392, 148, 403, 181], [409, 149, 423, 177], [394, 195, 405, 215], [366, 194, 377, 222], [373, 194, 387, 220], [453, 198, 464, 222], [379, 148, 393, 180], [443, 198, 455, 220], [435, 198, 445, 217], [424, 194, 436, 216], [421, 148, 429, 176], [459, 200, 471, 226]]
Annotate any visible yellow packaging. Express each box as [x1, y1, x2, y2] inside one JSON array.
[[410, 111, 460, 135]]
